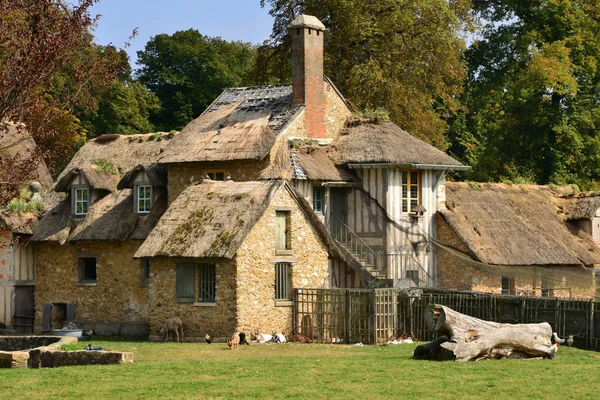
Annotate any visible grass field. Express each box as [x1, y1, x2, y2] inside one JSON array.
[[1, 338, 599, 399]]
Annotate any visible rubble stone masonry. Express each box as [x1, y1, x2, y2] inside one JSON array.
[[34, 240, 149, 332]]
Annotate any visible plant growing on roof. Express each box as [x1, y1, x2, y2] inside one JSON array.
[[93, 158, 118, 175]]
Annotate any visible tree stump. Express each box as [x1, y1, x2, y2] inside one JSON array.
[[413, 305, 556, 362]]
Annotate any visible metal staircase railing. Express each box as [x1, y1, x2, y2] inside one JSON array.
[[328, 214, 385, 277]]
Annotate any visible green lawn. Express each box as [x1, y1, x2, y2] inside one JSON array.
[[1, 339, 599, 399]]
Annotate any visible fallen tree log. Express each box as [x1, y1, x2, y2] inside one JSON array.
[[413, 305, 556, 362]]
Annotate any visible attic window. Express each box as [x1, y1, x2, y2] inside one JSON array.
[[73, 186, 89, 216], [276, 211, 292, 255], [205, 170, 227, 181], [136, 184, 152, 214], [313, 186, 324, 214]]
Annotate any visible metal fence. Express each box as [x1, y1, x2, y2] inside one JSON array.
[[293, 288, 600, 351]]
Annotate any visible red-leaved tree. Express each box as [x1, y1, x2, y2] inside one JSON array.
[[0, 0, 130, 206]]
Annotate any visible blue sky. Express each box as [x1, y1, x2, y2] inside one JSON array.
[[89, 0, 274, 67]]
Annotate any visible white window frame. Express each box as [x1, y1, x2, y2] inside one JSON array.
[[136, 184, 153, 214], [73, 186, 89, 216]]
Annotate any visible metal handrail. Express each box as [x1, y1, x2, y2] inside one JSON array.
[[328, 214, 384, 273]]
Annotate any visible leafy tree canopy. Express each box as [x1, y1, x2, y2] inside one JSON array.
[[135, 29, 257, 131], [449, 0, 600, 188], [258, 0, 475, 148]]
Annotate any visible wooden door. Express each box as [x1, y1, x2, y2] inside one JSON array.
[[14, 286, 34, 334], [330, 188, 348, 236]]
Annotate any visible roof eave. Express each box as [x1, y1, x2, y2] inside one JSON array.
[[348, 163, 470, 171]]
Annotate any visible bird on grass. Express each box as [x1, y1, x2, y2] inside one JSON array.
[[205, 334, 213, 344], [552, 332, 566, 345], [567, 335, 574, 347]]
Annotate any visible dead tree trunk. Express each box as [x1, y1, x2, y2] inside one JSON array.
[[413, 305, 556, 362]]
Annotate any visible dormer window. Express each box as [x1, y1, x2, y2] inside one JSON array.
[[204, 170, 227, 181], [73, 186, 89, 216], [136, 184, 152, 214]]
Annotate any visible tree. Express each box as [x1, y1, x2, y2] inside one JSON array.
[[136, 30, 257, 131], [0, 0, 129, 205], [258, 0, 475, 148], [450, 0, 600, 188]]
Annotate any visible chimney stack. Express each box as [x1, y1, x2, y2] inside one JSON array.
[[290, 15, 326, 139]]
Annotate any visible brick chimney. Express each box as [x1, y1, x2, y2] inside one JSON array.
[[290, 15, 326, 139]]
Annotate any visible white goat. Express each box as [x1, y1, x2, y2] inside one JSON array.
[[253, 328, 273, 343], [160, 317, 184, 342]]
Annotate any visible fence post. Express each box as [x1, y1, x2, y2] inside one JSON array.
[[370, 289, 376, 344], [293, 288, 297, 335], [345, 290, 350, 344]]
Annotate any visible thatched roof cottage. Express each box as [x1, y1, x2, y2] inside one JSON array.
[[437, 183, 600, 298]]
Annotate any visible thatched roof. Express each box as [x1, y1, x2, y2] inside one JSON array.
[[33, 132, 172, 243], [333, 121, 465, 168], [0, 122, 52, 186], [54, 167, 120, 193], [292, 147, 357, 182], [557, 192, 600, 221], [135, 180, 282, 258], [439, 183, 600, 267], [0, 211, 38, 235], [31, 190, 167, 243], [117, 164, 167, 189], [53, 132, 172, 187]]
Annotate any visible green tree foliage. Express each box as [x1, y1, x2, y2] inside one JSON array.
[[450, 0, 600, 188], [258, 0, 474, 148], [136, 29, 257, 131]]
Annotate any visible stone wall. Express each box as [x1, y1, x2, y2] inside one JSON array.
[[147, 257, 237, 340], [235, 185, 330, 335], [324, 81, 352, 139], [167, 160, 268, 205], [436, 214, 597, 299], [34, 240, 149, 332]]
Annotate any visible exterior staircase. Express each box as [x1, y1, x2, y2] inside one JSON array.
[[328, 216, 386, 283]]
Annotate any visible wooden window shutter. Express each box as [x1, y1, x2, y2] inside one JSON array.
[[176, 264, 195, 302], [66, 303, 76, 321], [42, 303, 52, 332], [276, 211, 287, 250]]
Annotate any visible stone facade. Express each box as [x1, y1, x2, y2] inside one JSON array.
[[34, 240, 149, 333], [324, 81, 352, 139], [167, 160, 268, 205], [147, 257, 237, 340], [235, 185, 330, 335], [147, 185, 330, 341], [436, 214, 596, 299]]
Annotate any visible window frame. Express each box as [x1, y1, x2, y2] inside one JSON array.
[[501, 276, 515, 295], [541, 274, 552, 298], [135, 183, 153, 214], [401, 170, 421, 214], [406, 270, 420, 286], [72, 185, 90, 216], [313, 186, 324, 215], [176, 263, 195, 303], [141, 258, 151, 285], [275, 210, 292, 255], [275, 262, 292, 304], [79, 257, 97, 283], [204, 169, 227, 181], [197, 264, 216, 303]]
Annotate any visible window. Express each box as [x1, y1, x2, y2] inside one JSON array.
[[198, 264, 216, 302], [501, 277, 515, 295], [74, 187, 89, 216], [176, 264, 195, 302], [313, 186, 324, 214], [80, 258, 97, 282], [136, 185, 152, 214], [275, 263, 292, 301], [276, 211, 292, 255], [204, 170, 227, 181], [176, 263, 216, 303], [406, 270, 419, 285], [401, 171, 420, 213], [141, 258, 150, 284]]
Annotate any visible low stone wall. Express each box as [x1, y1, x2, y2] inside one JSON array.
[[28, 349, 133, 368], [0, 336, 77, 368]]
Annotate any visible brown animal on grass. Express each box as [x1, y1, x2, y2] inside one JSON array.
[[228, 332, 240, 350], [283, 331, 312, 343], [160, 317, 184, 342]]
